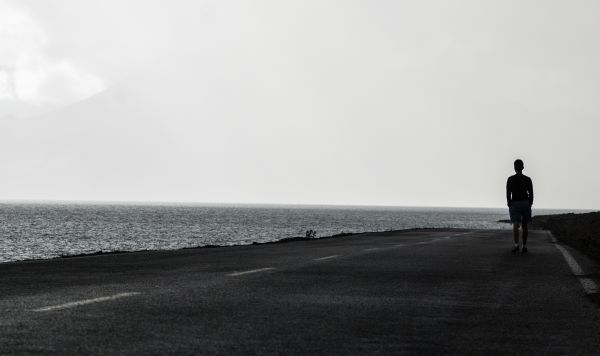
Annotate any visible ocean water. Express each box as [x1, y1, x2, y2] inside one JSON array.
[[0, 202, 582, 263]]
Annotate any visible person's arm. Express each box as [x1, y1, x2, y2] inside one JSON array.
[[528, 177, 534, 206], [506, 178, 512, 207]]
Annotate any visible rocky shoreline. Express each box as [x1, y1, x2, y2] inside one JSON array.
[[531, 211, 600, 262]]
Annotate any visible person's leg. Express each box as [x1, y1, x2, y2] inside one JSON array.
[[522, 221, 528, 249], [512, 222, 520, 252], [522, 204, 531, 251]]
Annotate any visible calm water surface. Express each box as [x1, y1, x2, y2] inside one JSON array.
[[0, 203, 583, 263]]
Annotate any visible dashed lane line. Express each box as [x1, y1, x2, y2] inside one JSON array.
[[225, 232, 476, 277], [32, 292, 141, 312], [416, 232, 474, 245], [226, 267, 275, 277], [363, 232, 474, 252], [549, 232, 599, 294], [363, 247, 382, 252], [313, 255, 340, 261]]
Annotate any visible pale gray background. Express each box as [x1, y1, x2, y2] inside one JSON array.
[[1, 0, 598, 209]]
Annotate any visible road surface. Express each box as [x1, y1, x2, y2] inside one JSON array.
[[1, 229, 599, 355]]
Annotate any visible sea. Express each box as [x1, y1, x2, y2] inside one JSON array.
[[0, 202, 585, 263]]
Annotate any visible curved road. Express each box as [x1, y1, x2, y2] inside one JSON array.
[[1, 229, 599, 355]]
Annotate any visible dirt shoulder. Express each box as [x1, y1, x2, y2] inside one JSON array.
[[531, 211, 600, 262]]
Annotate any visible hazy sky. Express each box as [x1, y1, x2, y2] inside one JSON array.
[[1, 0, 599, 209]]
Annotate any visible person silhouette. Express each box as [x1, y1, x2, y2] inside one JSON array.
[[506, 159, 534, 253]]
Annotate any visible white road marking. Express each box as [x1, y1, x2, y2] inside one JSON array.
[[549, 232, 599, 294], [226, 267, 275, 276], [363, 247, 382, 252], [415, 232, 473, 245], [579, 278, 599, 294], [33, 292, 140, 312], [554, 244, 585, 275], [445, 232, 472, 239], [313, 255, 340, 261]]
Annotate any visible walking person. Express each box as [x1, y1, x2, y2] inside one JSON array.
[[506, 159, 534, 253]]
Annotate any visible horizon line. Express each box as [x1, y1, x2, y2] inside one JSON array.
[[0, 198, 593, 212]]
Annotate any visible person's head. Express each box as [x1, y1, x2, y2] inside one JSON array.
[[514, 159, 524, 173]]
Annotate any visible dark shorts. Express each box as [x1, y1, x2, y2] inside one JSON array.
[[509, 200, 532, 223]]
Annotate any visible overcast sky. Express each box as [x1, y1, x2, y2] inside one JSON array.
[[1, 0, 599, 209]]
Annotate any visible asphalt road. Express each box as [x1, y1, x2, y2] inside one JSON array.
[[1, 229, 599, 355]]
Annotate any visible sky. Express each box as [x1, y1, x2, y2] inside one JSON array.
[[0, 0, 599, 209]]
